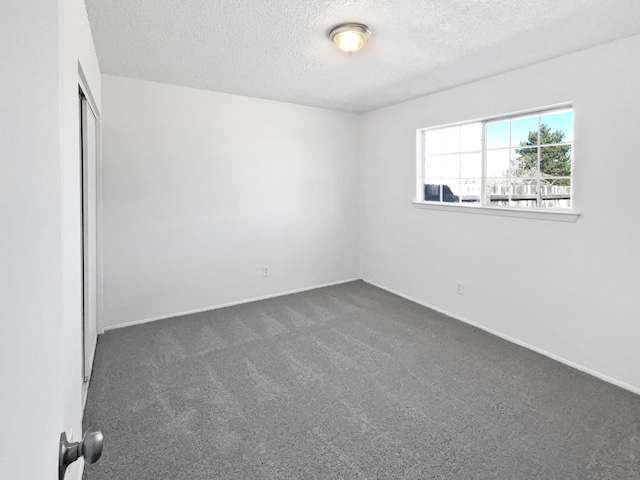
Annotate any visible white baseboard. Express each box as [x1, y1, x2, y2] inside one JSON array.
[[363, 278, 640, 396], [104, 278, 361, 332]]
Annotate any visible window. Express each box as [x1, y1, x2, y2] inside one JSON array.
[[418, 106, 573, 210]]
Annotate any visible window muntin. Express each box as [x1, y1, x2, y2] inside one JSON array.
[[420, 107, 573, 210]]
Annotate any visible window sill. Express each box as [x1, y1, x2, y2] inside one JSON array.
[[412, 201, 580, 222]]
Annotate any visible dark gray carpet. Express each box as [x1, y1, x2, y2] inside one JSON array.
[[83, 281, 640, 479]]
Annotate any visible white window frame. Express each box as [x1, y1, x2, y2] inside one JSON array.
[[414, 104, 580, 222]]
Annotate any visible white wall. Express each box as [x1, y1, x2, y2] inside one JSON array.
[[101, 75, 359, 329], [360, 34, 640, 392]]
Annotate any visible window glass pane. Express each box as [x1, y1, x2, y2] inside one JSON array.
[[424, 183, 441, 202], [540, 145, 572, 177], [424, 155, 442, 180], [486, 179, 509, 206], [486, 149, 510, 178], [486, 120, 509, 149], [461, 153, 481, 178], [511, 115, 538, 147], [511, 147, 538, 178], [460, 179, 481, 204], [424, 129, 442, 156], [511, 179, 538, 208], [440, 154, 460, 179], [419, 107, 573, 211], [441, 126, 460, 154], [441, 179, 460, 203], [460, 123, 482, 152], [540, 179, 571, 209], [540, 110, 573, 143]]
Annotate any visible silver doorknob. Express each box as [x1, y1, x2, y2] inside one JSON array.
[[59, 428, 104, 480]]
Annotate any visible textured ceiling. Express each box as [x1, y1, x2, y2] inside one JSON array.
[[85, 0, 640, 113]]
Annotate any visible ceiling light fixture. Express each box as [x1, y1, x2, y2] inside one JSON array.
[[329, 23, 372, 54]]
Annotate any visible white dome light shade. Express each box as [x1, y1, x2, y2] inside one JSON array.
[[329, 23, 372, 54]]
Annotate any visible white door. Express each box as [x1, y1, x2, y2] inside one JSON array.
[[0, 2, 67, 477], [80, 92, 99, 383]]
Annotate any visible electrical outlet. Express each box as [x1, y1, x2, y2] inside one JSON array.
[[262, 265, 269, 277], [456, 281, 464, 295]]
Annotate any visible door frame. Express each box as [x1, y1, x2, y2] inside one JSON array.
[[78, 64, 103, 404]]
